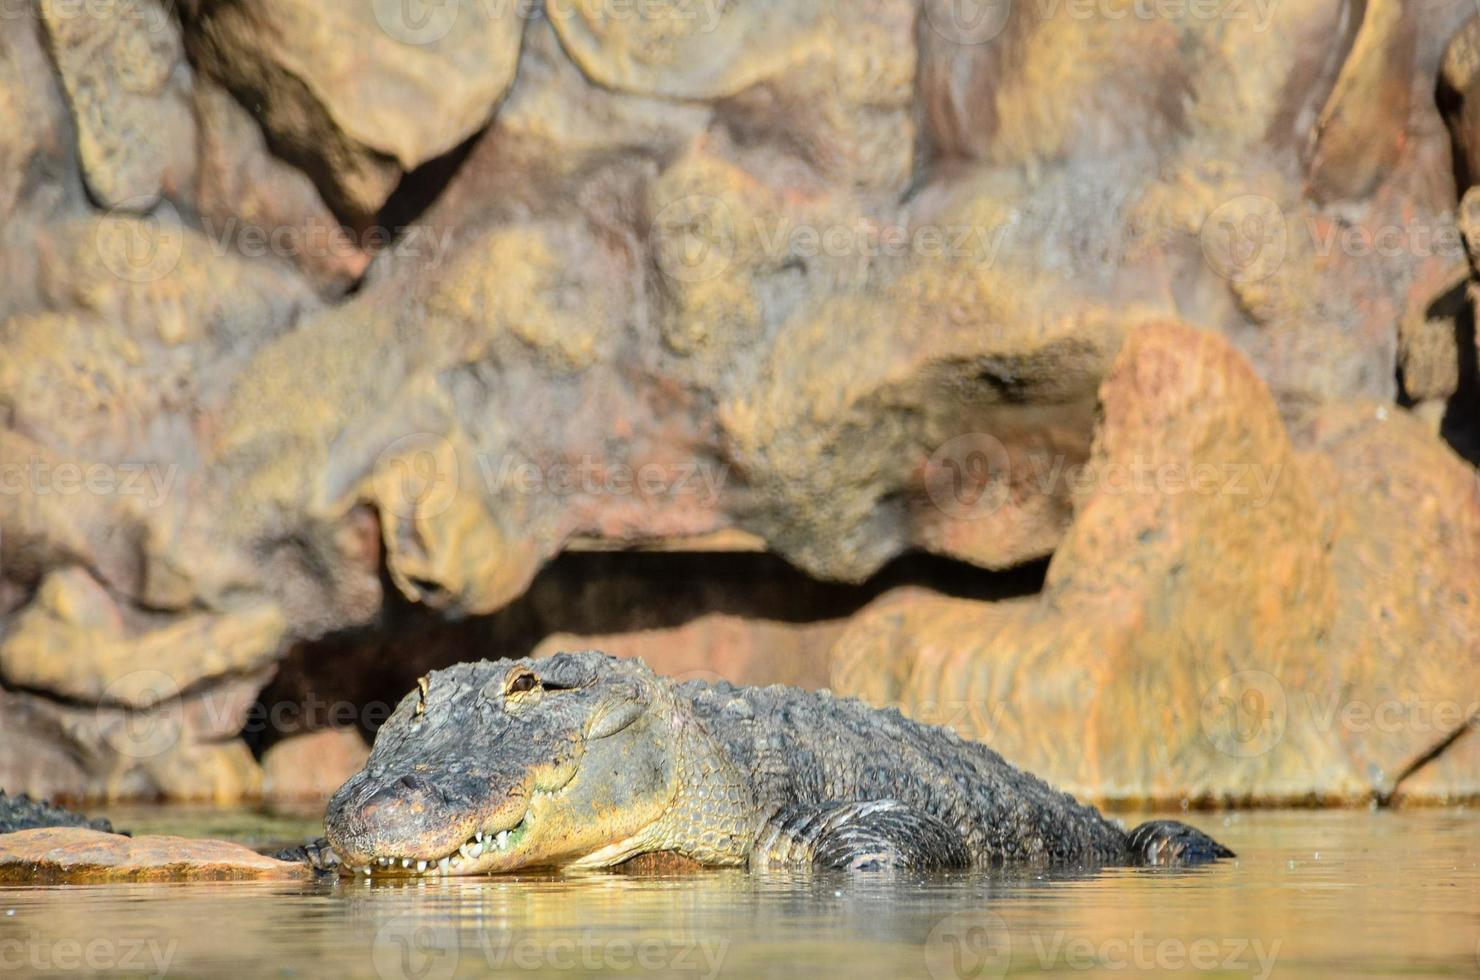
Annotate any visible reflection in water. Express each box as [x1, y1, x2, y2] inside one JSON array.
[[0, 811, 1476, 977]]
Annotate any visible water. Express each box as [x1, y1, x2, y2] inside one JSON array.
[[0, 809, 1476, 977]]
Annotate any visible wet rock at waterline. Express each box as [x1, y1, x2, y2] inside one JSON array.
[[0, 829, 309, 883]]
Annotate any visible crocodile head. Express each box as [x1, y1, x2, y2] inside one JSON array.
[[325, 651, 702, 876]]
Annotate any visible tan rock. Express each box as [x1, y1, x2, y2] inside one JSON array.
[[833, 323, 1480, 805], [534, 613, 838, 691], [262, 728, 370, 802], [0, 828, 307, 882], [1294, 400, 1480, 800], [183, 0, 525, 217], [193, 81, 369, 295], [0, 567, 285, 707], [38, 0, 195, 210], [1305, 0, 1414, 202]]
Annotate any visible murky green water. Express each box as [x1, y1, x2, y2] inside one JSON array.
[[0, 809, 1475, 977]]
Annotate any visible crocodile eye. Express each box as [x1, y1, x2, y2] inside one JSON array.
[[505, 669, 540, 696]]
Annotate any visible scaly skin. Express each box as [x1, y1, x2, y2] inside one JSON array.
[[0, 791, 115, 835], [319, 652, 1232, 876]]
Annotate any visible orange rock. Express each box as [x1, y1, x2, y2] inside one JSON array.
[[0, 829, 308, 883], [832, 323, 1480, 805], [262, 728, 370, 802], [534, 613, 838, 691]]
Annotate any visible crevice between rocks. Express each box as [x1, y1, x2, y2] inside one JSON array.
[[1380, 712, 1479, 805], [242, 549, 1049, 758]]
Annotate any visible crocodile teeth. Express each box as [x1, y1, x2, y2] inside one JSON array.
[[462, 842, 481, 859], [362, 866, 372, 876], [496, 830, 509, 850], [416, 860, 428, 872], [475, 832, 484, 843], [438, 857, 451, 873], [402, 858, 412, 869]]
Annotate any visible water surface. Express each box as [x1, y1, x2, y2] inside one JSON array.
[[0, 809, 1475, 977]]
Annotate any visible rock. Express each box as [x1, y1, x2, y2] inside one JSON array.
[[181, 0, 526, 218], [1305, 0, 1414, 203], [0, 828, 308, 882], [0, 11, 72, 225], [2, 0, 1478, 805], [1441, 14, 1480, 189], [533, 613, 838, 691], [261, 728, 369, 801], [1295, 400, 1480, 800], [0, 679, 269, 803], [38, 0, 195, 210], [192, 80, 369, 296], [831, 323, 1480, 805]]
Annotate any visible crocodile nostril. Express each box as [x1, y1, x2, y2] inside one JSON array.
[[397, 774, 433, 794]]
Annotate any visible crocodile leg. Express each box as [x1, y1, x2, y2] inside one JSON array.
[[750, 800, 972, 872], [1126, 820, 1236, 866], [273, 837, 342, 874]]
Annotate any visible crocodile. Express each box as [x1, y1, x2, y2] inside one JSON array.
[[317, 652, 1233, 875], [0, 791, 116, 835]]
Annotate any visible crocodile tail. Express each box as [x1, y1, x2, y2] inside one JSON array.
[[1127, 820, 1235, 866]]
